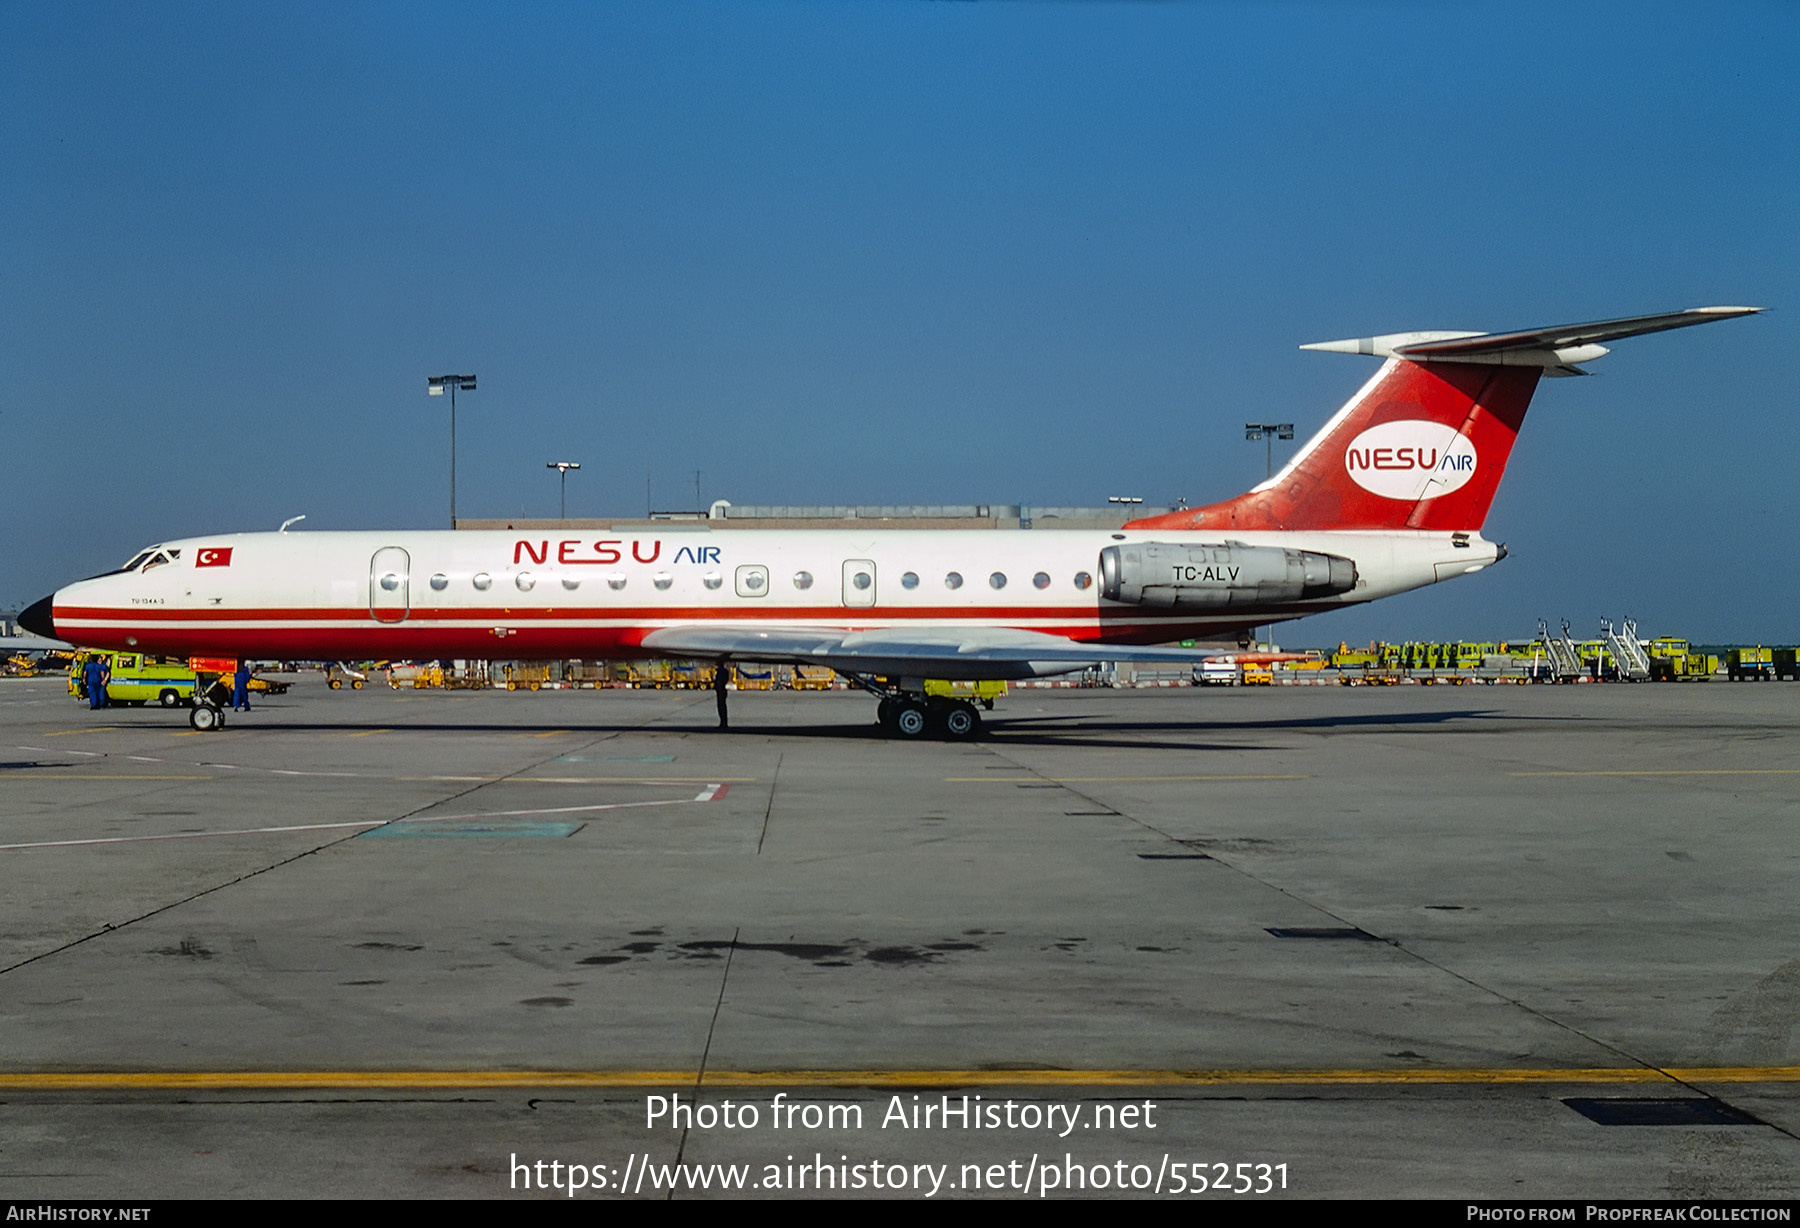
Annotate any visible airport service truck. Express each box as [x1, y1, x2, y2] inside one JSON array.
[[69, 651, 291, 706]]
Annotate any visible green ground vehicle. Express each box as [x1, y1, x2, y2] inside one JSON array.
[[68, 650, 203, 707], [68, 651, 293, 707], [924, 679, 1006, 709], [1727, 647, 1774, 681]]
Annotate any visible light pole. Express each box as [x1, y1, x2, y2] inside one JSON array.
[[547, 461, 581, 519], [427, 374, 477, 526], [1244, 422, 1294, 479], [1242, 423, 1293, 653]]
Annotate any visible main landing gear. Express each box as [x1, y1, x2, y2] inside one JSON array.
[[854, 676, 983, 741]]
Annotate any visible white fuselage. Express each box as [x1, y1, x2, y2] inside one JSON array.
[[49, 527, 1497, 662]]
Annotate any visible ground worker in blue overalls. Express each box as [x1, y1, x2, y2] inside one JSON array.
[[84, 655, 110, 710], [232, 661, 252, 712]]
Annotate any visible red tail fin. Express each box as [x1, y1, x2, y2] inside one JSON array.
[[1129, 307, 1761, 534], [1131, 359, 1540, 533]]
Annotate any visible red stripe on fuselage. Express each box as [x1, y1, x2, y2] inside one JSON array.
[[56, 602, 1115, 623], [53, 600, 1341, 658]]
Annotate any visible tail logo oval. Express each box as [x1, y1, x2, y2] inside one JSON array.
[[1343, 420, 1478, 501]]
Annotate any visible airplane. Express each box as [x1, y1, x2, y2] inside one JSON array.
[[19, 306, 1759, 737]]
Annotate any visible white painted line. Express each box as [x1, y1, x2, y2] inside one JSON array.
[[13, 746, 599, 784], [0, 819, 393, 850], [0, 794, 712, 852]]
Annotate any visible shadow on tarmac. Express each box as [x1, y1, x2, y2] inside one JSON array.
[[39, 702, 1592, 754]]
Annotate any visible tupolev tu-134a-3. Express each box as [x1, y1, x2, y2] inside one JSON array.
[[20, 306, 1759, 738]]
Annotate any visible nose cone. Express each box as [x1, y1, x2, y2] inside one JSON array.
[[18, 594, 56, 640]]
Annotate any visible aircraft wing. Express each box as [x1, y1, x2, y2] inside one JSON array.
[[639, 624, 1230, 681]]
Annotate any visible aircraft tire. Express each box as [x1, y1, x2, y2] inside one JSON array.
[[892, 702, 929, 738], [942, 702, 980, 740], [189, 704, 224, 732]]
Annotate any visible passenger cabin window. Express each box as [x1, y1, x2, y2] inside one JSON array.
[[1033, 572, 1051, 590], [653, 572, 673, 591], [515, 573, 535, 592], [735, 565, 769, 597], [901, 572, 919, 590], [703, 572, 724, 591], [607, 573, 627, 591], [944, 572, 963, 590], [429, 574, 449, 591], [989, 572, 1007, 590], [1074, 571, 1093, 590], [472, 573, 492, 591], [793, 570, 814, 590], [562, 576, 580, 591]]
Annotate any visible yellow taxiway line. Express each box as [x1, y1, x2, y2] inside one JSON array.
[[3, 1067, 1797, 1091]]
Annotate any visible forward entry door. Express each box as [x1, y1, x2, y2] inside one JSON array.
[[370, 547, 411, 623]]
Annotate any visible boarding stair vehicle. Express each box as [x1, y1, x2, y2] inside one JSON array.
[[1601, 618, 1652, 682], [1538, 620, 1586, 681]]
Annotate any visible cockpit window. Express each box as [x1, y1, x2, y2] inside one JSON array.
[[122, 551, 155, 572], [142, 552, 172, 572]]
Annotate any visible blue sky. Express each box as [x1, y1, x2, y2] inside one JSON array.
[[4, 1, 1794, 644]]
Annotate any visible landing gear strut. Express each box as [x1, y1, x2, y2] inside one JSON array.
[[856, 676, 982, 741]]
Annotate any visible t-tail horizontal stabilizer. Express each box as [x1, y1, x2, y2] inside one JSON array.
[[1301, 305, 1762, 376]]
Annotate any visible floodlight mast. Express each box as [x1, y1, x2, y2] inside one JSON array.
[[1241, 422, 1294, 652], [547, 461, 581, 519], [427, 374, 478, 527], [1244, 422, 1295, 480]]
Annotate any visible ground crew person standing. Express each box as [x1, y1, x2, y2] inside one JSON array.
[[84, 655, 110, 710], [232, 661, 251, 712], [714, 662, 729, 729]]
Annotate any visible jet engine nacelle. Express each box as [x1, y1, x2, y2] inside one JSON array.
[[1098, 542, 1358, 608]]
